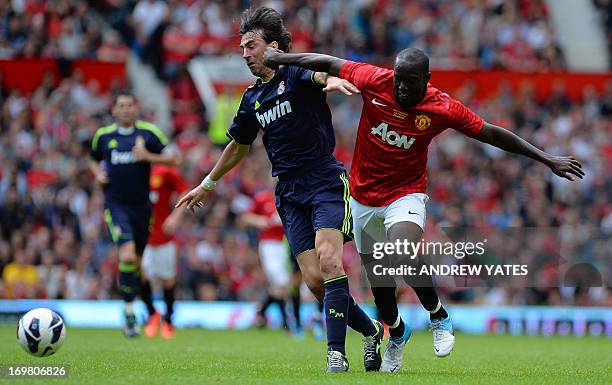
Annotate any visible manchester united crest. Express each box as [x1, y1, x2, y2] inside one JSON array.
[[415, 114, 431, 130], [277, 81, 285, 95]]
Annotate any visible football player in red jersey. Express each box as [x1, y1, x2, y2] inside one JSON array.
[[141, 164, 188, 339], [263, 47, 584, 371], [241, 187, 291, 331]]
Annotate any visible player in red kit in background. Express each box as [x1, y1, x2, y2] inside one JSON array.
[[241, 184, 291, 331], [142, 164, 188, 339], [263, 47, 584, 372], [242, 183, 326, 338]]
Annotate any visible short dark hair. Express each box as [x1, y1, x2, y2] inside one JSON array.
[[396, 48, 430, 73], [239, 7, 292, 52], [112, 90, 137, 106]]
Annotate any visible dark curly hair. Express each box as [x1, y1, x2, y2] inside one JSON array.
[[239, 6, 292, 52], [112, 90, 137, 106]]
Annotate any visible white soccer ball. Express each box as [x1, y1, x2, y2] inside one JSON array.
[[17, 308, 66, 357]]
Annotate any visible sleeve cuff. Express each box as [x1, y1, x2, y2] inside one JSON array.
[[338, 60, 354, 80], [310, 71, 325, 87], [470, 119, 485, 137], [226, 131, 251, 145]]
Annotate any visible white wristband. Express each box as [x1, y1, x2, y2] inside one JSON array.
[[200, 175, 217, 191]]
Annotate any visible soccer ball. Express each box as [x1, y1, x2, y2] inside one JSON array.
[[17, 308, 66, 357]]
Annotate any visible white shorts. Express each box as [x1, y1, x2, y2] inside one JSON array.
[[351, 193, 429, 254], [142, 242, 177, 280], [259, 240, 290, 289]]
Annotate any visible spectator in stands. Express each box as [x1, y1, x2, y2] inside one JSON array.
[[132, 0, 168, 76], [132, 0, 168, 46], [36, 250, 65, 299], [97, 29, 129, 62], [2, 246, 39, 298], [593, 0, 612, 68]]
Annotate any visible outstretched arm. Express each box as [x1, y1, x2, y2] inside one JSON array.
[[175, 140, 250, 210], [207, 140, 250, 181], [263, 48, 346, 77], [474, 122, 584, 181]]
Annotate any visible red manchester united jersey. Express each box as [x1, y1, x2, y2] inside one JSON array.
[[339, 61, 484, 206], [149, 165, 189, 246], [249, 190, 284, 241]]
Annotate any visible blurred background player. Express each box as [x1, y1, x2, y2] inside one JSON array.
[[240, 181, 291, 332], [288, 255, 326, 340], [242, 186, 326, 338], [89, 91, 178, 337], [142, 162, 188, 339], [264, 47, 584, 371], [287, 251, 303, 336]]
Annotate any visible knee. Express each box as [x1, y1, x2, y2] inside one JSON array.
[[271, 285, 287, 298], [317, 241, 344, 278], [118, 243, 137, 264], [387, 222, 423, 262], [161, 278, 175, 289]]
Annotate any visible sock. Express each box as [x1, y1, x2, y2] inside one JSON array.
[[277, 298, 289, 329], [141, 280, 156, 316], [371, 286, 400, 327], [410, 284, 445, 318], [388, 314, 406, 339], [402, 266, 445, 315], [346, 296, 377, 337], [291, 289, 301, 328], [318, 300, 324, 314], [258, 295, 274, 317], [324, 275, 350, 355], [124, 302, 135, 326], [124, 301, 134, 316], [163, 286, 175, 324], [119, 263, 139, 302], [428, 299, 448, 320]]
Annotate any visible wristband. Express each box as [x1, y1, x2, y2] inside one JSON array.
[[200, 175, 217, 191]]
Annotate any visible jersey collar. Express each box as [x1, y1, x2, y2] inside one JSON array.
[[117, 126, 135, 135], [258, 68, 279, 85]]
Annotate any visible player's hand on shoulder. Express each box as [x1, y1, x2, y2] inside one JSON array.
[[263, 47, 283, 69], [132, 136, 151, 162], [322, 77, 360, 96], [175, 185, 211, 212], [545, 155, 584, 181]]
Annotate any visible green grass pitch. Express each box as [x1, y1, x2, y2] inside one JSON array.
[[0, 326, 610, 385]]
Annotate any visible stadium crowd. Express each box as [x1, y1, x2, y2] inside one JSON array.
[[0, 0, 603, 72], [116, 0, 568, 79], [593, 0, 612, 69], [0, 0, 610, 307], [0, 68, 610, 306]]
